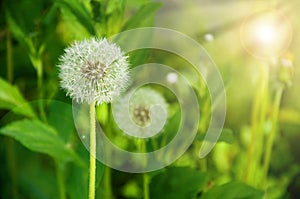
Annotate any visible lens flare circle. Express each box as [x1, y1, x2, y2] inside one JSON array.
[[240, 9, 293, 60]]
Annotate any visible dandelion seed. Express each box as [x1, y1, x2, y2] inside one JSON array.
[[58, 38, 129, 105]]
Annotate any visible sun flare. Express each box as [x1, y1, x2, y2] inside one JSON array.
[[240, 10, 293, 60]]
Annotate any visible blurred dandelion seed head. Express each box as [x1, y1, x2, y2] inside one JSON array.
[[133, 105, 151, 127], [58, 38, 129, 105], [127, 88, 168, 128], [113, 87, 168, 138]]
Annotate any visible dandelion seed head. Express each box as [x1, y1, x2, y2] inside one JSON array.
[[113, 87, 168, 138], [58, 38, 129, 105], [133, 105, 151, 127]]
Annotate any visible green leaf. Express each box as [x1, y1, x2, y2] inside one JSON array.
[[197, 128, 235, 144], [150, 167, 208, 199], [106, 0, 125, 15], [47, 101, 74, 142], [0, 119, 82, 164], [201, 182, 264, 199], [5, 9, 26, 44], [0, 78, 36, 118], [5, 8, 37, 55], [118, 2, 162, 66], [126, 0, 151, 8], [127, 49, 151, 68], [122, 2, 162, 30], [57, 0, 96, 35]]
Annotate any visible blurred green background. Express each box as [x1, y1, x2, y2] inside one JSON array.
[[0, 0, 300, 199]]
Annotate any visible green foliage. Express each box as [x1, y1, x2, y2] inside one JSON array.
[[122, 2, 162, 30], [197, 128, 235, 144], [0, 78, 36, 118], [200, 182, 264, 199], [0, 119, 82, 164], [56, 0, 96, 35], [150, 167, 208, 199], [47, 101, 75, 142]]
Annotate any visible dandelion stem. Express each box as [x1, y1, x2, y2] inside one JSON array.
[[261, 85, 284, 188], [89, 101, 96, 199], [141, 140, 150, 199], [56, 161, 66, 199], [138, 138, 150, 199], [143, 172, 150, 199]]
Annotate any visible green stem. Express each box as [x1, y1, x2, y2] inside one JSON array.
[[6, 29, 19, 199], [139, 139, 149, 199], [244, 65, 269, 185], [89, 102, 96, 199], [200, 157, 207, 172], [6, 138, 18, 199], [254, 65, 269, 186], [56, 162, 66, 199], [6, 30, 13, 83], [143, 172, 150, 199], [261, 85, 284, 188], [36, 60, 47, 122], [142, 141, 149, 199]]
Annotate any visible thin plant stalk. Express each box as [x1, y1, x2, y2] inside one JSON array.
[[142, 140, 150, 199], [138, 138, 149, 199], [89, 102, 96, 199], [6, 29, 19, 199], [261, 85, 284, 188], [55, 161, 66, 199], [35, 58, 47, 122], [143, 173, 150, 199], [143, 171, 150, 199], [244, 65, 269, 185], [6, 30, 13, 83], [253, 65, 269, 187]]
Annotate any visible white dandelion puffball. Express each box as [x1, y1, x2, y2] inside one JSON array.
[[58, 38, 129, 105], [112, 87, 168, 138]]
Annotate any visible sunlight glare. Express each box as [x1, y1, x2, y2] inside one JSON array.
[[240, 10, 292, 60]]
